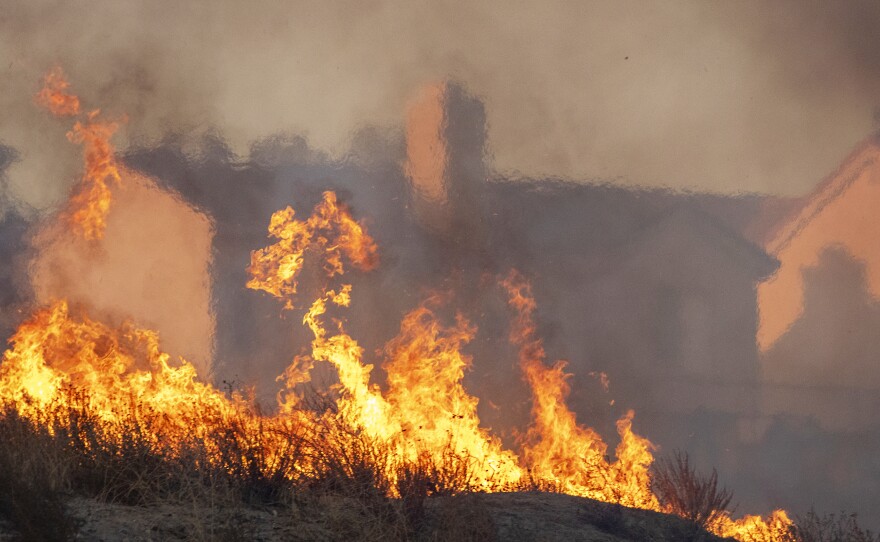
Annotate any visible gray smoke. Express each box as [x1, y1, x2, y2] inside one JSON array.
[[5, 0, 880, 208], [0, 144, 33, 341]]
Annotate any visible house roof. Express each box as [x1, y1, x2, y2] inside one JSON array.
[[483, 177, 779, 280], [764, 134, 880, 255], [622, 204, 779, 280]]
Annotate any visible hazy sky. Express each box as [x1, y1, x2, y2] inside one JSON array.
[[3, 0, 880, 209]]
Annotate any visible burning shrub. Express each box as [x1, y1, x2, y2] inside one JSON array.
[[651, 450, 734, 537], [307, 420, 394, 499]]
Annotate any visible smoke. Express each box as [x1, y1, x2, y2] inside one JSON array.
[[0, 144, 33, 341], [5, 0, 880, 210], [29, 172, 215, 376], [0, 145, 19, 215], [121, 128, 424, 399]]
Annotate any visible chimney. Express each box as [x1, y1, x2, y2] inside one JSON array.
[[403, 81, 487, 243]]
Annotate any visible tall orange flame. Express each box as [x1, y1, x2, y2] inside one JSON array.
[[35, 68, 122, 240], [501, 270, 793, 537], [248, 196, 522, 488], [502, 270, 658, 508], [382, 299, 522, 486]]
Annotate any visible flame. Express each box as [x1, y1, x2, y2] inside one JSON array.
[[0, 301, 237, 438], [247, 191, 378, 305], [6, 69, 797, 541], [716, 510, 795, 541], [34, 67, 80, 117], [0, 193, 794, 540], [249, 196, 521, 488], [65, 112, 122, 240], [501, 271, 792, 537], [0, 201, 794, 540], [382, 300, 522, 486], [249, 200, 791, 534], [502, 270, 658, 508], [0, 300, 313, 487], [36, 68, 122, 240], [302, 285, 395, 440]]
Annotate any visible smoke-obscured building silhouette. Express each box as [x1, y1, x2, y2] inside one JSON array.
[[115, 80, 880, 525], [403, 82, 788, 435]]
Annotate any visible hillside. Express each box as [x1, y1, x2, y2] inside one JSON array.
[[38, 491, 729, 542]]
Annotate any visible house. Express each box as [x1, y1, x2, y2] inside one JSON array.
[[757, 136, 880, 431], [403, 82, 782, 436], [120, 81, 880, 525], [122, 82, 795, 437]]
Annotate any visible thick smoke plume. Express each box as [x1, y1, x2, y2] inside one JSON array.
[[6, 0, 880, 209]]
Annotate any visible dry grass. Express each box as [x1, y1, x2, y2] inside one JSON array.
[[2, 393, 863, 542], [0, 409, 80, 541], [0, 393, 507, 541]]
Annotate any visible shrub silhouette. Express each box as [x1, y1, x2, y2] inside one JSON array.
[[793, 510, 879, 542], [651, 450, 734, 537]]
